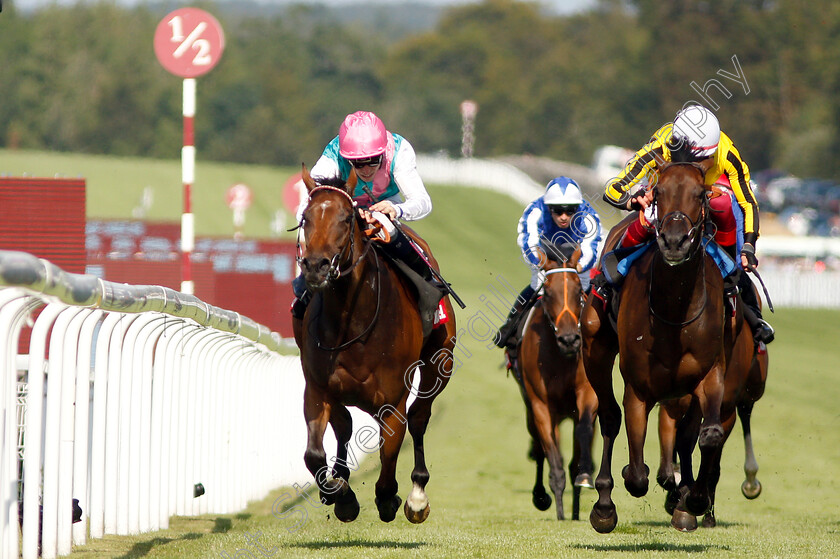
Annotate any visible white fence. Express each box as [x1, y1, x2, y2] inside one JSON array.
[[0, 250, 324, 558]]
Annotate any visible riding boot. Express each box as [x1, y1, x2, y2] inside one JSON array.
[[290, 274, 311, 320], [737, 270, 775, 344], [493, 285, 536, 349]]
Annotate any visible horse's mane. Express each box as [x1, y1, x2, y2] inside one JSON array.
[[541, 240, 577, 266], [667, 136, 703, 164], [312, 175, 348, 189]]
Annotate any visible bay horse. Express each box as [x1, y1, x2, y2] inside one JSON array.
[[514, 242, 598, 521], [581, 147, 729, 533], [657, 280, 769, 530], [293, 166, 457, 523]]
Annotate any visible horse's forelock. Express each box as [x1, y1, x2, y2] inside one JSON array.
[[667, 137, 702, 164]]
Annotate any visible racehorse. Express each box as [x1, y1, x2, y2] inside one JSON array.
[[581, 144, 730, 533], [514, 242, 598, 521], [656, 280, 769, 530], [294, 165, 457, 523]]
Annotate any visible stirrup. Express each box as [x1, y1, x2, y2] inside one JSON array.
[[753, 319, 775, 344]]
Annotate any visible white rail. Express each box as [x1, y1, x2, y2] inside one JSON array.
[[0, 250, 319, 558]]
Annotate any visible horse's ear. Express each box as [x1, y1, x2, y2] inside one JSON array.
[[571, 245, 582, 268], [698, 157, 715, 176], [346, 167, 358, 194], [301, 163, 318, 193]]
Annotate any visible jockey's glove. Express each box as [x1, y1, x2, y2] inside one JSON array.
[[741, 243, 758, 270]]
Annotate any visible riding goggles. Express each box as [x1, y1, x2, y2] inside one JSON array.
[[349, 155, 383, 169], [550, 204, 580, 216]]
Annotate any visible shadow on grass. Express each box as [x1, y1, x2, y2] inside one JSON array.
[[213, 518, 233, 533], [633, 519, 742, 529], [290, 540, 426, 550], [572, 542, 730, 553], [116, 532, 202, 558]]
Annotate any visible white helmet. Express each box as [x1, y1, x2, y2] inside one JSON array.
[[672, 105, 720, 158], [543, 177, 583, 206]]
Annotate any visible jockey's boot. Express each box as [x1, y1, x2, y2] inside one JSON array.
[[493, 284, 536, 349], [383, 229, 447, 293], [738, 270, 775, 344], [290, 274, 311, 320]]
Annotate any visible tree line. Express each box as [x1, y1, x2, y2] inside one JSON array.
[[0, 0, 838, 180]]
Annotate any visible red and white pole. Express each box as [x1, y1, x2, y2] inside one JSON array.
[[181, 78, 196, 294]]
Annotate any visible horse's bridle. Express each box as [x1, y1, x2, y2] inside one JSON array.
[[651, 162, 711, 263], [541, 267, 583, 333], [298, 185, 383, 351], [296, 185, 373, 281]]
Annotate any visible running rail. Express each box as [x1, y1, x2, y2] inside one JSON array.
[[0, 249, 282, 353], [0, 249, 307, 559]]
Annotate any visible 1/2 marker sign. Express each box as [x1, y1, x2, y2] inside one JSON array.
[[154, 8, 225, 78]]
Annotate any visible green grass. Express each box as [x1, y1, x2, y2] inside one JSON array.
[[2, 149, 837, 558]]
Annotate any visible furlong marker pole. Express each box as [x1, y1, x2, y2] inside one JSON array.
[[182, 78, 196, 294]]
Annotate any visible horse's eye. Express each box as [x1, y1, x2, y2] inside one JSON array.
[[344, 214, 354, 225]]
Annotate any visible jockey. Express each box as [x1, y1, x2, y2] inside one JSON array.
[[291, 110, 441, 319], [601, 104, 774, 344], [494, 177, 603, 351]]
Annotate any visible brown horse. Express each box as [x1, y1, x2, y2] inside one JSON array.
[[657, 281, 769, 530], [293, 166, 457, 523], [581, 149, 731, 533], [514, 243, 598, 521]]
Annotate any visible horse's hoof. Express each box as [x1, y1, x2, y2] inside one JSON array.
[[404, 500, 430, 524], [741, 479, 762, 500], [375, 495, 402, 523], [702, 512, 716, 528], [404, 483, 431, 524], [533, 488, 552, 511], [575, 473, 594, 489], [590, 505, 618, 534], [334, 489, 360, 523], [671, 507, 698, 532]]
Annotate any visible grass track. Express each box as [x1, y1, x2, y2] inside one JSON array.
[[2, 150, 836, 558]]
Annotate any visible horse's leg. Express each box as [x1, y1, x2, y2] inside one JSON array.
[[328, 404, 360, 522], [684, 365, 725, 517], [402, 339, 454, 524], [671, 399, 702, 532], [375, 402, 408, 522], [738, 400, 762, 499], [571, 378, 598, 521], [702, 410, 737, 528], [302, 384, 348, 507], [537, 406, 567, 521], [573, 375, 597, 490], [657, 401, 680, 493], [581, 296, 621, 533], [621, 383, 652, 498], [526, 406, 552, 511]]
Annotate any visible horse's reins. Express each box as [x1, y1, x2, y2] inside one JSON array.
[[300, 185, 384, 351], [297, 185, 376, 279], [648, 163, 711, 327]]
